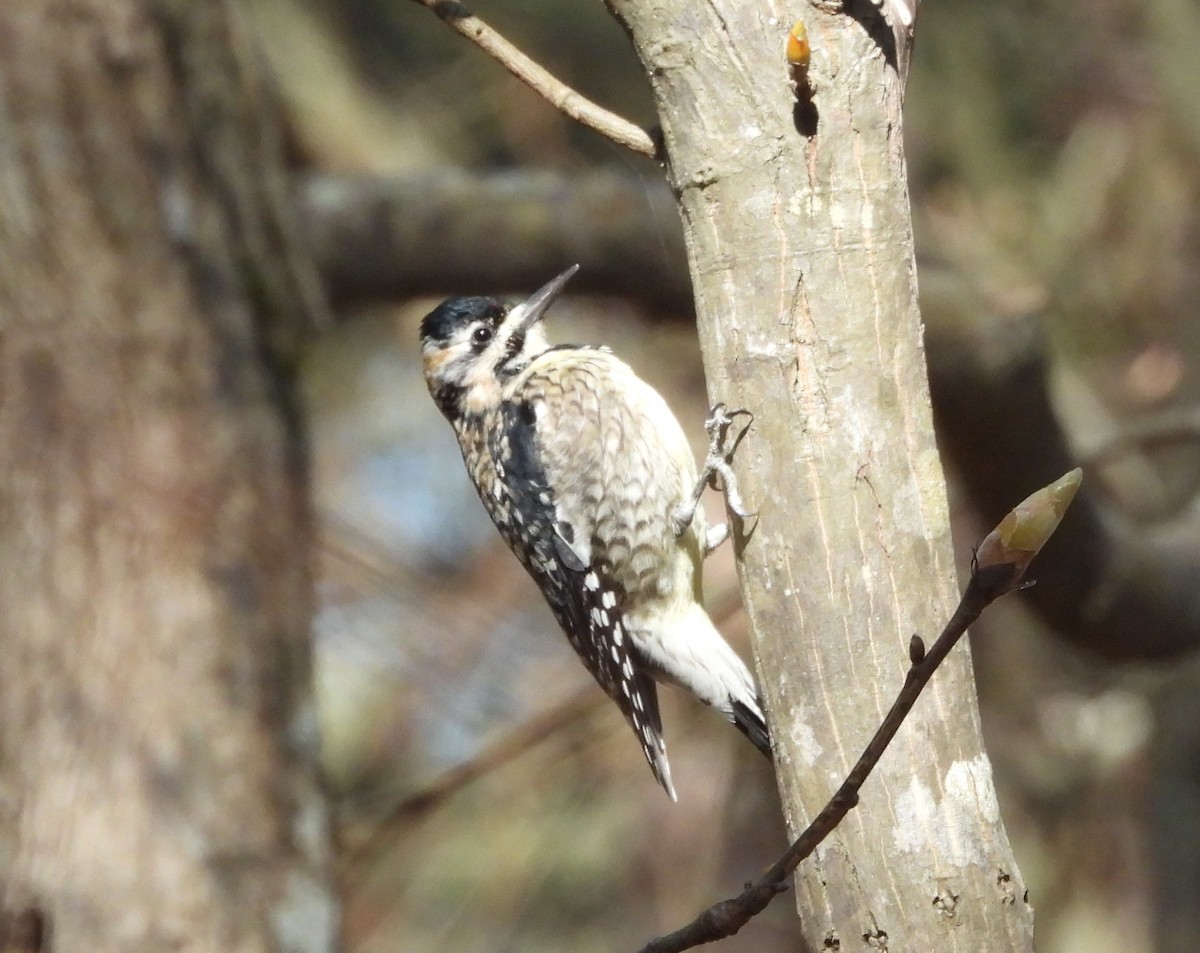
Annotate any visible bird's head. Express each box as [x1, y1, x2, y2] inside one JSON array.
[[420, 265, 579, 419]]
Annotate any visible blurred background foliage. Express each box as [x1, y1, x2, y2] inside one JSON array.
[[240, 0, 1200, 950]]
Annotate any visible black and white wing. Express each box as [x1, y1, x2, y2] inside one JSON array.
[[494, 377, 677, 799]]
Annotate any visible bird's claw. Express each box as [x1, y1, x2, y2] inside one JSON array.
[[673, 403, 757, 543], [702, 403, 756, 521]]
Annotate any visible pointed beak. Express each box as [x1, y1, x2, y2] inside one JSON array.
[[515, 264, 579, 333]]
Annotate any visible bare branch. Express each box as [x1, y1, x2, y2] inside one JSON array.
[[297, 170, 687, 310], [636, 472, 1082, 953], [406, 0, 657, 158]]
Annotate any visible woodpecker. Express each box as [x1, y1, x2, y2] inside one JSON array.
[[419, 265, 770, 799]]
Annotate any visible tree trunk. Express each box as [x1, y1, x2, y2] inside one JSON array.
[[604, 2, 1036, 948], [0, 3, 335, 952]]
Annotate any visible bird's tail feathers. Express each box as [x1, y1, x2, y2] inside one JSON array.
[[630, 672, 677, 801], [731, 695, 773, 760], [639, 603, 772, 762]]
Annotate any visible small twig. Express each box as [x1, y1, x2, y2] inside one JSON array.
[[406, 0, 658, 158], [636, 469, 1083, 953]]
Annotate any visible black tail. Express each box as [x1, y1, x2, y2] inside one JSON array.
[[732, 697, 773, 760]]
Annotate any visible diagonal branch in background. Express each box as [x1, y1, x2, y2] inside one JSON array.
[[405, 0, 657, 158], [637, 469, 1083, 953], [337, 687, 607, 885], [336, 585, 750, 885]]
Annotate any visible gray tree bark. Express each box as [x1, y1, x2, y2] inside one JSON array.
[[604, 2, 1036, 948], [0, 2, 335, 952]]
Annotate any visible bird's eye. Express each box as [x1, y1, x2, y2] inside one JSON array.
[[472, 326, 493, 346]]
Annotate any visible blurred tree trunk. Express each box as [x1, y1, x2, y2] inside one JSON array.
[[605, 2, 1036, 949], [0, 3, 335, 952]]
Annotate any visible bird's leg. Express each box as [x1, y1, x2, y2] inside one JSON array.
[[672, 403, 756, 547]]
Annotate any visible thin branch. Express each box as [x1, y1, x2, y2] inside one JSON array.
[[635, 572, 998, 953], [406, 0, 658, 158], [337, 589, 748, 883], [337, 687, 607, 883], [636, 471, 1082, 953]]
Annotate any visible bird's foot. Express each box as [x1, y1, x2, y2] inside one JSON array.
[[672, 403, 756, 543]]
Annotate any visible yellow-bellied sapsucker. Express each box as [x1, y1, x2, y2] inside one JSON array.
[[420, 266, 771, 799]]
